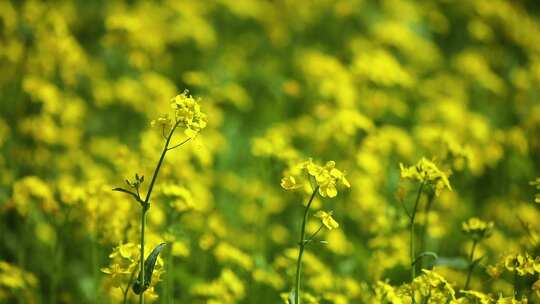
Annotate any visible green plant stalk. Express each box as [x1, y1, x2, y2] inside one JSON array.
[[463, 239, 478, 290], [294, 186, 319, 304], [410, 182, 425, 281], [513, 270, 519, 297], [139, 121, 181, 304], [139, 208, 147, 304], [419, 193, 435, 269]]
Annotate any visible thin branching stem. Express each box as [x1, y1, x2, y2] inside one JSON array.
[[167, 136, 192, 151], [305, 224, 325, 244], [139, 120, 180, 304], [419, 193, 435, 269], [513, 269, 519, 297], [410, 182, 425, 281], [294, 186, 319, 304], [464, 239, 478, 291]]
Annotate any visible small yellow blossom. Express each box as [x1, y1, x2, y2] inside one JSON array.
[[280, 176, 302, 190], [150, 113, 172, 129], [461, 290, 492, 303], [504, 253, 535, 276], [533, 280, 540, 297], [170, 90, 208, 137], [462, 217, 494, 240], [486, 263, 504, 279], [399, 157, 451, 196], [281, 159, 350, 198], [314, 210, 339, 230]]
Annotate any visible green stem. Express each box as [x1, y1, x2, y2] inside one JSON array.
[[144, 121, 179, 206], [168, 248, 174, 303], [139, 121, 180, 304], [139, 208, 147, 304], [513, 270, 519, 297], [463, 240, 477, 290], [419, 193, 435, 269], [410, 182, 425, 282], [294, 186, 319, 304], [306, 224, 325, 244]]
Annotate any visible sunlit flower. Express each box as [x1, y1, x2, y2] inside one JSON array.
[[399, 158, 452, 196], [280, 176, 302, 190], [462, 217, 494, 240], [150, 113, 172, 129], [314, 210, 339, 230], [504, 253, 535, 276], [281, 159, 350, 198], [170, 90, 208, 137]]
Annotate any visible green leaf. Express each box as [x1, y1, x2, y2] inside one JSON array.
[[412, 251, 438, 266], [434, 257, 468, 269], [132, 243, 167, 295]]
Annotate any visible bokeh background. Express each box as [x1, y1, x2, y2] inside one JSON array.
[[1, 0, 540, 303]]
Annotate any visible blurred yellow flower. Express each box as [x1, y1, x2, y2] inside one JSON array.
[[533, 280, 540, 297], [462, 217, 494, 240], [280, 176, 302, 190], [504, 253, 535, 276], [399, 157, 451, 196], [314, 210, 339, 230], [150, 113, 172, 129]]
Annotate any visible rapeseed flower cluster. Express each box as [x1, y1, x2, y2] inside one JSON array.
[[281, 159, 350, 198], [462, 218, 494, 241], [400, 157, 452, 196]]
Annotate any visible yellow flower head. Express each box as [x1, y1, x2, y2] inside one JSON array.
[[399, 157, 452, 196], [533, 279, 540, 298], [170, 90, 208, 137], [314, 210, 339, 230], [461, 290, 492, 302], [150, 113, 172, 129], [504, 253, 535, 276], [412, 270, 456, 300], [280, 176, 302, 190], [462, 217, 494, 240], [281, 159, 350, 198], [486, 263, 504, 279]]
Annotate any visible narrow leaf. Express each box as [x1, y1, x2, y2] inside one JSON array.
[[112, 187, 142, 205], [132, 243, 167, 295], [434, 257, 468, 269]]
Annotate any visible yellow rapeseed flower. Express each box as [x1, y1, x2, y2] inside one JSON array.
[[281, 159, 350, 198], [280, 176, 302, 190], [504, 253, 535, 276], [314, 210, 339, 230], [171, 90, 208, 137], [462, 217, 494, 240], [150, 113, 172, 129], [399, 157, 451, 196]]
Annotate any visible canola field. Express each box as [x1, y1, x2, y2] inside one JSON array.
[[1, 0, 540, 303]]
